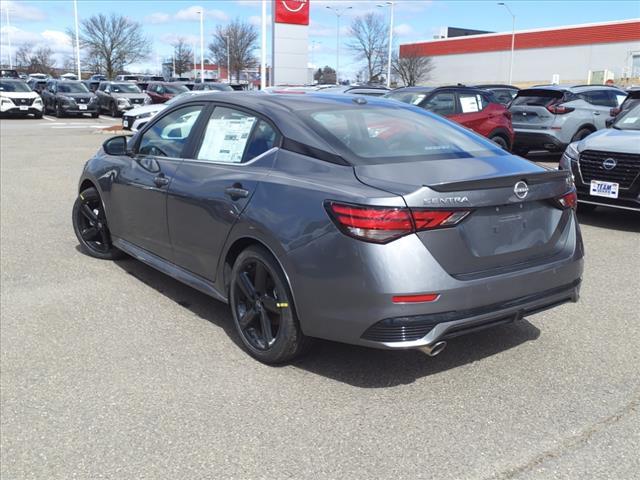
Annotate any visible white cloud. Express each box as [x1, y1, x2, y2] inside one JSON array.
[[248, 14, 272, 26], [1, 0, 47, 21], [160, 33, 200, 46], [394, 23, 414, 37], [175, 6, 228, 22], [145, 12, 171, 24]]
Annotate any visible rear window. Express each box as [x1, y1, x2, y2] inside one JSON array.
[[298, 105, 501, 165], [511, 89, 564, 107]]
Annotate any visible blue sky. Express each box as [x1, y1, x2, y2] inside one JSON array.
[[1, 0, 639, 78]]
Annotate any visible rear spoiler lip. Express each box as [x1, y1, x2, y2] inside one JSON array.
[[429, 170, 570, 192]]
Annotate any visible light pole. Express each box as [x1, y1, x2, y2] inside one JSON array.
[[498, 2, 515, 84], [260, 0, 267, 90], [377, 1, 394, 88], [5, 4, 12, 69], [73, 0, 81, 79], [326, 5, 352, 85], [199, 9, 204, 82]]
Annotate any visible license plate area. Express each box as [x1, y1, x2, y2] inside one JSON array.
[[19, 106, 28, 111], [590, 180, 619, 199], [79, 105, 87, 110]]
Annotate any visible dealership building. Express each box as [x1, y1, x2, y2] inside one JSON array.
[[399, 19, 640, 86]]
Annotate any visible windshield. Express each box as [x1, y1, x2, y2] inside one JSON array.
[[164, 84, 189, 95], [111, 83, 141, 93], [58, 83, 89, 93], [0, 81, 32, 92], [385, 90, 431, 106], [297, 104, 502, 165], [613, 104, 640, 130]]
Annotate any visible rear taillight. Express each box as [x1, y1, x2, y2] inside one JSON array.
[[555, 190, 578, 210], [325, 201, 470, 244], [546, 104, 574, 114]]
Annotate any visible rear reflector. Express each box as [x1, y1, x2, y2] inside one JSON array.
[[326, 201, 471, 244], [555, 190, 578, 209], [392, 293, 440, 304]]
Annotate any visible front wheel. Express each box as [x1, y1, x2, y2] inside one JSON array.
[[230, 246, 311, 364], [110, 102, 119, 117], [55, 103, 63, 118], [490, 135, 509, 151], [571, 128, 594, 142], [72, 187, 123, 260]]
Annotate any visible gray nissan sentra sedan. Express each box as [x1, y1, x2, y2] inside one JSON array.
[[73, 92, 584, 363]]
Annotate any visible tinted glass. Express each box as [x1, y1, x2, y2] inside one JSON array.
[[0, 81, 31, 92], [138, 105, 203, 158], [111, 83, 141, 93], [300, 105, 498, 164], [511, 89, 564, 106], [580, 90, 615, 107], [491, 89, 515, 104], [385, 90, 431, 106], [57, 83, 89, 93], [196, 107, 277, 163], [164, 84, 189, 94], [423, 92, 456, 115]]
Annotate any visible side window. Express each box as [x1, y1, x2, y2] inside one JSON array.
[[138, 104, 204, 158], [423, 92, 456, 115], [196, 107, 277, 163], [611, 91, 627, 107], [581, 90, 614, 107], [458, 93, 485, 113], [492, 89, 514, 105]]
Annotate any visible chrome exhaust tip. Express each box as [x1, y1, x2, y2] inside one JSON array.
[[419, 341, 447, 357]]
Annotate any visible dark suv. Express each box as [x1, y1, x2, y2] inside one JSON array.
[[41, 80, 99, 117], [385, 86, 514, 150]]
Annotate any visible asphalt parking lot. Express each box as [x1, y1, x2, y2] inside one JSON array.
[[1, 117, 639, 480]]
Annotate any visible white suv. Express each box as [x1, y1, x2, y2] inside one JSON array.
[[0, 79, 44, 118]]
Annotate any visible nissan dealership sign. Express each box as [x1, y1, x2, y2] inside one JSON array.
[[272, 0, 310, 85], [275, 0, 310, 25]]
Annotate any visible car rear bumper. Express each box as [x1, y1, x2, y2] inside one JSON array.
[[514, 131, 566, 152], [286, 214, 584, 350]]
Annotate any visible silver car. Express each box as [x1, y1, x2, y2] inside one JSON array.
[[559, 103, 640, 212], [510, 85, 627, 155], [73, 93, 584, 363]]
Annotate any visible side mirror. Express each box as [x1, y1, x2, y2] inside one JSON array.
[[103, 135, 130, 156]]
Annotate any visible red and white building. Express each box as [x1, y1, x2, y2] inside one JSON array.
[[399, 19, 640, 86]]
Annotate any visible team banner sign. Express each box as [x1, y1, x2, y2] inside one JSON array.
[[274, 0, 310, 25]]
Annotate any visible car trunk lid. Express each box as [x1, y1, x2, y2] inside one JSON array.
[[354, 156, 574, 277], [509, 89, 566, 128]]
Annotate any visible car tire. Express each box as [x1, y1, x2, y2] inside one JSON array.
[[490, 135, 509, 150], [72, 187, 124, 260], [571, 128, 594, 142], [91, 112, 99, 118], [34, 112, 43, 119], [55, 103, 63, 118], [229, 246, 312, 364], [513, 147, 529, 157], [110, 102, 118, 117]]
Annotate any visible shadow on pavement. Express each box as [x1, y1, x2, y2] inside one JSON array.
[[112, 254, 541, 388], [577, 207, 640, 233]]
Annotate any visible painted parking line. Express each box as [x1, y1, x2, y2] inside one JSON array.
[[41, 116, 56, 122]]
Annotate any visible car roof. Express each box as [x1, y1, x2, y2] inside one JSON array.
[[473, 84, 519, 90], [526, 84, 625, 93]]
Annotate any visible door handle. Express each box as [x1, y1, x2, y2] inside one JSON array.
[[594, 112, 601, 115], [154, 175, 170, 187], [225, 184, 250, 199]]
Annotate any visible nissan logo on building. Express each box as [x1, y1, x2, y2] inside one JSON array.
[[514, 181, 529, 199], [281, 0, 307, 12]]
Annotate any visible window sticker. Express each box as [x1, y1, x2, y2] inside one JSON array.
[[198, 117, 256, 163], [460, 95, 480, 113], [621, 116, 638, 124]]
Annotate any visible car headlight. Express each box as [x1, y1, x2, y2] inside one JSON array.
[[559, 142, 579, 172], [117, 97, 130, 105], [33, 97, 43, 105], [143, 96, 151, 105], [89, 96, 97, 103], [0, 96, 13, 105], [59, 95, 74, 104], [137, 111, 154, 119]]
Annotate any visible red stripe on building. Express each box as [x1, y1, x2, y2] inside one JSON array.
[[400, 21, 640, 57]]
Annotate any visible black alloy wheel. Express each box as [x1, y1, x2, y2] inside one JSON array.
[[72, 187, 122, 260], [55, 102, 63, 118], [230, 246, 310, 363], [110, 102, 118, 117], [572, 127, 594, 142]]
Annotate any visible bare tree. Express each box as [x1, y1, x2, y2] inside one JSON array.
[[71, 13, 149, 79], [172, 38, 193, 77], [392, 47, 434, 86], [208, 18, 258, 83], [15, 43, 57, 75], [347, 13, 388, 82]]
